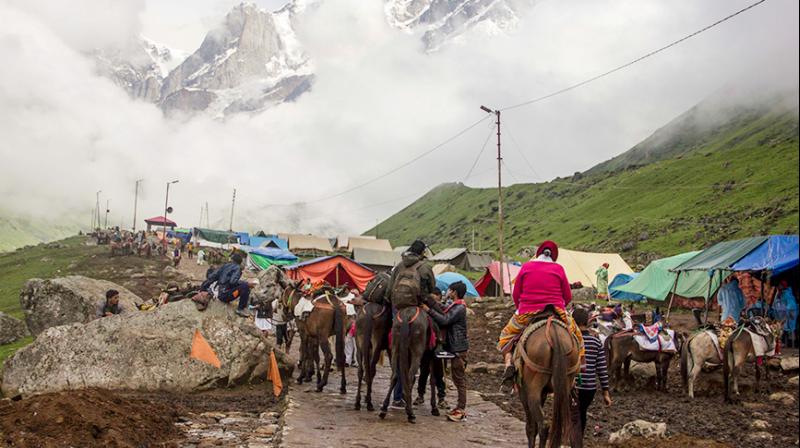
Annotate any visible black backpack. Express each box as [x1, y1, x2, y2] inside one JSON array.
[[363, 272, 391, 303]]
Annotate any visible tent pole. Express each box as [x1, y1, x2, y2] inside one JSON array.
[[665, 271, 680, 323]]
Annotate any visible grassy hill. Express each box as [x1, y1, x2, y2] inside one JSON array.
[[370, 96, 799, 265], [0, 215, 83, 253]]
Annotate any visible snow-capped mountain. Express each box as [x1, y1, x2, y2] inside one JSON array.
[[160, 2, 313, 117], [385, 0, 533, 51]]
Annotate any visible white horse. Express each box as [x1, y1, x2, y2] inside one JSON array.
[[680, 330, 723, 398]]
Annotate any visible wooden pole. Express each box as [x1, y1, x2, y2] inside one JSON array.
[[495, 110, 506, 299], [665, 271, 681, 323]]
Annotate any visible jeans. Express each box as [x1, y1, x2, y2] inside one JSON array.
[[275, 324, 288, 346], [417, 351, 445, 399], [219, 281, 250, 310]]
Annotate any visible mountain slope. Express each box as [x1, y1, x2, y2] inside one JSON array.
[[370, 96, 800, 264]]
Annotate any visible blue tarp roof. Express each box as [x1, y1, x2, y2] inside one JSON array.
[[249, 246, 298, 261], [235, 232, 250, 246], [609, 273, 646, 302], [731, 235, 799, 275], [435, 272, 480, 298], [249, 235, 289, 250]]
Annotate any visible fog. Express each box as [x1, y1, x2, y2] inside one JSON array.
[[0, 0, 797, 237]]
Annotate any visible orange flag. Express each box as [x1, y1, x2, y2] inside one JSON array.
[[190, 329, 221, 368], [268, 350, 283, 397]]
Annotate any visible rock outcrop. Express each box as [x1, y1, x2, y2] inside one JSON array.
[[2, 299, 291, 398], [20, 276, 141, 335], [0, 312, 28, 344]]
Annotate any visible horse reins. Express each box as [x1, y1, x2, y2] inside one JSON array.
[[395, 306, 421, 325]]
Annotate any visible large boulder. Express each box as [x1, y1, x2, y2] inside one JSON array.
[[2, 299, 291, 398], [20, 276, 140, 335], [250, 266, 293, 308], [571, 287, 597, 303], [0, 312, 28, 344], [609, 420, 667, 445]]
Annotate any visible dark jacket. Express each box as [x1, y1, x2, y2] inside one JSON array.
[[428, 303, 468, 353], [387, 252, 435, 308], [202, 262, 243, 294]]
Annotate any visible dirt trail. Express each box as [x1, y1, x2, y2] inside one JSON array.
[[279, 347, 527, 448]]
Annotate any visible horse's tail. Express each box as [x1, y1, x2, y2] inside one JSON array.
[[722, 332, 735, 403], [333, 304, 346, 370], [548, 325, 573, 448], [680, 334, 691, 388]]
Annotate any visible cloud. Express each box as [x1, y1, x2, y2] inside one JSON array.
[[0, 0, 797, 238]]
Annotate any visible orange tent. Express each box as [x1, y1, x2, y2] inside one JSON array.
[[285, 255, 375, 292]]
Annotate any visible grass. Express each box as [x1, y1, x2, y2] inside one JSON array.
[[0, 336, 34, 366], [370, 105, 799, 265]]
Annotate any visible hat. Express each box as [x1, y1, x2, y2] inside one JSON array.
[[535, 240, 559, 261], [602, 262, 610, 268]]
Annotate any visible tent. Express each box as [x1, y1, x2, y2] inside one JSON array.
[[235, 232, 250, 247], [730, 235, 799, 275], [336, 235, 375, 250], [673, 236, 769, 272], [195, 228, 239, 245], [435, 272, 480, 298], [238, 246, 298, 270], [431, 248, 492, 271], [432, 263, 456, 275], [613, 251, 722, 301], [166, 228, 192, 243], [285, 255, 375, 292], [287, 234, 334, 255], [144, 216, 176, 231], [474, 262, 521, 296], [352, 248, 401, 272], [608, 273, 646, 302], [347, 237, 392, 252], [556, 248, 634, 288], [250, 235, 288, 250], [395, 245, 435, 259]]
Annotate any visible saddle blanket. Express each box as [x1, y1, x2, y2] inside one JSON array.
[[744, 328, 775, 357], [634, 329, 676, 352], [294, 297, 314, 317], [706, 330, 723, 361]]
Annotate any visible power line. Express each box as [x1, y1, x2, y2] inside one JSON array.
[[463, 122, 496, 182], [500, 0, 768, 112], [503, 122, 543, 181]]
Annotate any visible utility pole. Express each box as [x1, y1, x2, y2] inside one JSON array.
[[104, 199, 110, 229], [229, 188, 237, 231], [480, 105, 505, 298], [199, 204, 204, 228], [164, 180, 179, 237], [95, 190, 102, 230], [205, 202, 210, 228], [132, 179, 143, 232]]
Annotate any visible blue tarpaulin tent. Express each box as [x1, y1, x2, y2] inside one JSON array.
[[609, 273, 646, 302], [730, 235, 799, 275], [435, 272, 480, 298], [235, 232, 250, 246]]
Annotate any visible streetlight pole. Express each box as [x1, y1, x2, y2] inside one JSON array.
[[480, 105, 506, 298], [104, 199, 110, 229], [95, 190, 102, 230], [229, 188, 236, 232], [164, 180, 179, 238], [133, 179, 143, 232]]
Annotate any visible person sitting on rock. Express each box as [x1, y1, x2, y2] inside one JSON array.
[[96, 289, 125, 318], [201, 253, 252, 318]]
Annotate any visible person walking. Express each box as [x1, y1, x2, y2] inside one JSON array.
[[571, 307, 612, 441], [595, 263, 609, 301]]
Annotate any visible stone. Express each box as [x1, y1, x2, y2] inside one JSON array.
[[769, 392, 795, 405], [1, 299, 293, 397], [748, 432, 773, 442], [608, 420, 666, 445], [468, 361, 489, 374], [254, 424, 278, 436], [751, 419, 771, 430], [259, 411, 279, 420], [250, 266, 292, 308], [629, 361, 657, 380], [484, 311, 497, 320], [20, 276, 141, 335], [780, 356, 799, 372], [788, 376, 799, 386], [571, 287, 597, 303], [0, 312, 28, 344]]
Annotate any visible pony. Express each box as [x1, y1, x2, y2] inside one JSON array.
[[722, 317, 784, 403], [354, 273, 392, 412], [680, 329, 723, 398], [300, 286, 348, 393], [606, 330, 683, 392]]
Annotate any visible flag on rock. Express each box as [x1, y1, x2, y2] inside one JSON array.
[[268, 350, 283, 397], [190, 329, 221, 368]]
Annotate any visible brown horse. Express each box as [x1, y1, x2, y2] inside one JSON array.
[[515, 315, 580, 448], [301, 287, 348, 393], [606, 331, 682, 392], [722, 318, 783, 403], [354, 299, 391, 411], [379, 306, 429, 423]]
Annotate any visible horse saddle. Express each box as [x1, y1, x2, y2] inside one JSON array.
[[742, 316, 776, 356], [636, 322, 663, 343]]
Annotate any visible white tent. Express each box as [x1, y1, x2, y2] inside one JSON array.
[[556, 248, 634, 288]]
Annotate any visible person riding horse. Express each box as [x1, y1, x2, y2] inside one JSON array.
[[498, 240, 584, 392]]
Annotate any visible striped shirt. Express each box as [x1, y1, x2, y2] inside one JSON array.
[[577, 331, 609, 391]]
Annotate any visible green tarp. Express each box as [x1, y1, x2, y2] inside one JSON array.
[[673, 237, 768, 272], [614, 251, 722, 301], [249, 253, 296, 270], [195, 228, 238, 244]]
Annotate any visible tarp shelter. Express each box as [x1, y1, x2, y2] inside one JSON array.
[[432, 263, 456, 276], [395, 245, 435, 259], [287, 234, 334, 255], [195, 228, 239, 245], [285, 255, 375, 292], [435, 272, 480, 298], [347, 237, 392, 253], [235, 232, 250, 247], [474, 262, 521, 297], [241, 246, 298, 270], [556, 248, 634, 288], [730, 235, 799, 275], [250, 235, 289, 250], [673, 236, 769, 272], [609, 273, 646, 302], [352, 248, 401, 272], [336, 235, 375, 250], [431, 248, 492, 271], [145, 216, 176, 231], [614, 251, 722, 301], [167, 228, 192, 243]]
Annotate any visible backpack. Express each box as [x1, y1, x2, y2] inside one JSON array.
[[390, 261, 423, 308], [364, 272, 391, 303]]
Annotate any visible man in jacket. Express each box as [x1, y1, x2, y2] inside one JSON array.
[[426, 281, 469, 422], [201, 253, 252, 317]]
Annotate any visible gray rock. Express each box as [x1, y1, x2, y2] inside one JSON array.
[[629, 361, 657, 380], [20, 276, 140, 335], [780, 356, 799, 372], [748, 431, 773, 442], [468, 361, 489, 374], [250, 266, 292, 308], [571, 287, 597, 303], [751, 419, 771, 430], [788, 376, 799, 386], [484, 311, 497, 320], [2, 299, 292, 397], [0, 312, 29, 344], [769, 392, 795, 405], [609, 420, 666, 445]]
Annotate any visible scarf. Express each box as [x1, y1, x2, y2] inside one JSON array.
[[444, 298, 466, 313], [536, 254, 553, 262]]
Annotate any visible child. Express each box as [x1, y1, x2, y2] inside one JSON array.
[[426, 281, 469, 422], [572, 307, 612, 438]]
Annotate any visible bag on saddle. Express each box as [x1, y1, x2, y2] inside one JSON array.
[[390, 261, 423, 309], [363, 272, 391, 303]]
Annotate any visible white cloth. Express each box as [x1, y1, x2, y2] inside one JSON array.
[[197, 250, 206, 265], [255, 317, 274, 332], [294, 297, 313, 317], [633, 329, 677, 352], [346, 303, 356, 316], [345, 334, 357, 366], [536, 254, 553, 262], [707, 330, 723, 361], [622, 312, 633, 330], [744, 328, 775, 356]]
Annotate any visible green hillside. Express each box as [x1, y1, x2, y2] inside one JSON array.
[[370, 98, 799, 265], [0, 215, 83, 253]]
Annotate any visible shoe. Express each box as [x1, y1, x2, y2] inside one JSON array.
[[435, 350, 456, 359], [447, 408, 466, 422], [235, 309, 252, 318], [437, 398, 449, 410], [499, 365, 516, 394], [390, 399, 406, 409], [413, 395, 425, 406]]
